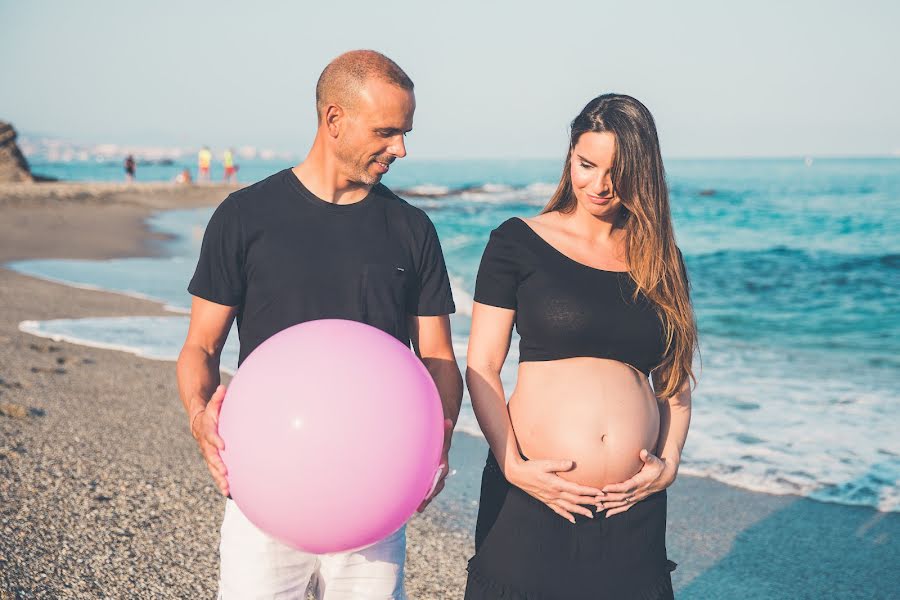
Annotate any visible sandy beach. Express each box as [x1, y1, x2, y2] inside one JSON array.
[[1, 182, 898, 599]]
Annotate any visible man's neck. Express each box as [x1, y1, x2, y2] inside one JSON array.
[[292, 142, 372, 205]]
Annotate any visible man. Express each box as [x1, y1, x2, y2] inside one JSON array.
[[223, 148, 237, 183], [176, 50, 462, 599], [124, 154, 135, 182], [198, 146, 212, 181]]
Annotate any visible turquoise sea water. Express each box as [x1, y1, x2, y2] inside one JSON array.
[[28, 157, 294, 186], [10, 157, 900, 513]]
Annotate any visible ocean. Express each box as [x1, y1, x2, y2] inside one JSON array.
[[10, 156, 900, 514]]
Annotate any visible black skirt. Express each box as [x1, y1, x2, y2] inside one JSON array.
[[465, 452, 676, 600]]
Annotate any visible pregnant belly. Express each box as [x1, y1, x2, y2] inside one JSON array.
[[509, 358, 660, 489]]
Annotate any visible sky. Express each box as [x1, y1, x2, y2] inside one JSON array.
[[2, 0, 898, 159]]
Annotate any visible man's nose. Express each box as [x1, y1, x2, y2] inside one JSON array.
[[389, 136, 407, 159]]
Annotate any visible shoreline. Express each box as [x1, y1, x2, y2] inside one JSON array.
[[0, 182, 239, 262], [1, 182, 898, 598]]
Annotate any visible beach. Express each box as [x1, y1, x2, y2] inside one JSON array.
[[1, 182, 898, 599]]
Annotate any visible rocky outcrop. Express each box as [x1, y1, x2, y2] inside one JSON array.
[[0, 121, 34, 183]]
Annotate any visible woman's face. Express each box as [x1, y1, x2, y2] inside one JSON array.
[[570, 131, 622, 220]]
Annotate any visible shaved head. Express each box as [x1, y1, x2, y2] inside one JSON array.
[[315, 50, 414, 121]]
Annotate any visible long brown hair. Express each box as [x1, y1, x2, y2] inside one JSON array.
[[543, 94, 698, 398]]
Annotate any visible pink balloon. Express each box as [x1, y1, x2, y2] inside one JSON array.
[[218, 319, 444, 554]]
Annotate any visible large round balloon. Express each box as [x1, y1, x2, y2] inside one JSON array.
[[218, 319, 444, 554]]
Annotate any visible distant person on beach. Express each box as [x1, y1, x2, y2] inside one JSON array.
[[223, 148, 238, 183], [464, 94, 697, 599], [198, 146, 212, 181], [175, 167, 192, 184], [177, 50, 461, 599], [124, 155, 135, 182]]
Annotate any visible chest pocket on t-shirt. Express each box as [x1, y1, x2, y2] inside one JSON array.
[[360, 264, 409, 338]]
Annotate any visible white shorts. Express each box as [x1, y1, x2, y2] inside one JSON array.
[[217, 499, 407, 599]]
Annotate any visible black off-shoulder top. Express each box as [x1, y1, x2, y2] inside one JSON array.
[[474, 217, 685, 377]]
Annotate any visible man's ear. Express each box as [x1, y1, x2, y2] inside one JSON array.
[[324, 104, 344, 138]]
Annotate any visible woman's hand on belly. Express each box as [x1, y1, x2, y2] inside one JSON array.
[[511, 358, 661, 489], [595, 449, 676, 518], [506, 458, 604, 524]]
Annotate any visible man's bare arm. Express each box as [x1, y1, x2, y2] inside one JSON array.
[[409, 314, 462, 425], [176, 296, 237, 496], [408, 314, 463, 510]]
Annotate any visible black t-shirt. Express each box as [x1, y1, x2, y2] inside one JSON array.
[[473, 217, 686, 376], [188, 168, 456, 366]]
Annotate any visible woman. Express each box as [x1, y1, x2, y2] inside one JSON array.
[[465, 94, 697, 599]]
